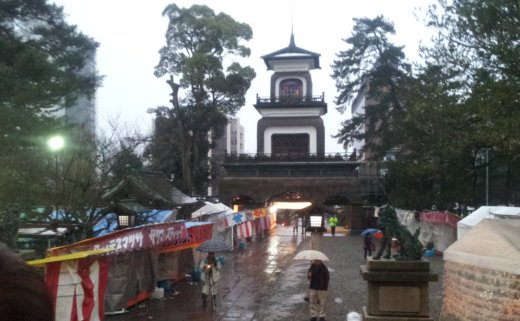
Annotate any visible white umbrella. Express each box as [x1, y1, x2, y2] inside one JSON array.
[[293, 250, 330, 261]]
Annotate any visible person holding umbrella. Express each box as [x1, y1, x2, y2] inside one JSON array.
[[197, 240, 231, 309], [361, 228, 378, 259], [307, 259, 330, 321], [363, 233, 374, 259], [199, 251, 222, 308]]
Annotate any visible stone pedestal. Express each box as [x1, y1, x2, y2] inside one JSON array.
[[361, 259, 438, 321]]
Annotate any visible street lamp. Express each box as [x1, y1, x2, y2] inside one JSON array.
[[48, 135, 65, 152]]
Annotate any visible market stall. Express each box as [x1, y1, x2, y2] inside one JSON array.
[[41, 221, 212, 314], [29, 249, 113, 321], [419, 210, 460, 253]]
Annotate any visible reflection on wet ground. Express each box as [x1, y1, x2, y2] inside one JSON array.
[[107, 227, 445, 321], [108, 225, 305, 321]]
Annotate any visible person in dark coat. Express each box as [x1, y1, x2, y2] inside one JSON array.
[[363, 234, 374, 259], [307, 259, 330, 321]]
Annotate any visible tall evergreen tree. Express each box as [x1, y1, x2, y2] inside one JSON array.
[[383, 0, 520, 209], [0, 0, 100, 215], [416, 0, 520, 206], [152, 4, 255, 194], [331, 16, 411, 160]]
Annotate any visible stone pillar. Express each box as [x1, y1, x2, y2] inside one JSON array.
[[361, 259, 438, 321]]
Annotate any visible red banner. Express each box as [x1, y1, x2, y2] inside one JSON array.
[[49, 222, 188, 256], [421, 211, 460, 228], [253, 208, 266, 218]]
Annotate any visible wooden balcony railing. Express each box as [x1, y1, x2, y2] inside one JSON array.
[[255, 93, 326, 106], [224, 152, 361, 163]]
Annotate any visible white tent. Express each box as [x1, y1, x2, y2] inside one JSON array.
[[190, 202, 236, 252], [397, 209, 460, 252], [442, 219, 520, 320], [190, 202, 222, 218], [396, 209, 421, 234], [191, 201, 234, 218], [457, 206, 520, 239], [211, 202, 235, 215], [419, 211, 460, 253], [446, 219, 520, 274]]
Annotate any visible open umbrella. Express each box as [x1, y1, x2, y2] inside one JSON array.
[[361, 228, 380, 236], [197, 239, 232, 253], [293, 250, 330, 261]]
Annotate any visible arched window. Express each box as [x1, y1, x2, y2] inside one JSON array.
[[279, 79, 303, 100]]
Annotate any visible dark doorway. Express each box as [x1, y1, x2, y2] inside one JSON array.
[[272, 133, 309, 155]]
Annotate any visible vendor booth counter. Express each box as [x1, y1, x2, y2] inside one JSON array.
[[30, 221, 213, 320]]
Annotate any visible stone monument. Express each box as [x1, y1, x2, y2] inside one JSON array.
[[361, 205, 438, 321]]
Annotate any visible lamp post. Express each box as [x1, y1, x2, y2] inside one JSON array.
[[48, 135, 64, 210], [485, 148, 489, 206]]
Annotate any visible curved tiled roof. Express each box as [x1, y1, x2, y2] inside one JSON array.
[[102, 171, 197, 207], [261, 33, 320, 70]]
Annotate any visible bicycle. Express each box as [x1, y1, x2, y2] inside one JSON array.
[[204, 265, 218, 311]]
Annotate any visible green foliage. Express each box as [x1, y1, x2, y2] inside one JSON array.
[[155, 3, 255, 115], [0, 0, 102, 236], [331, 16, 411, 157], [152, 4, 255, 194], [112, 146, 144, 182], [335, 2, 520, 209], [404, 0, 520, 207], [0, 0, 100, 111], [0, 204, 20, 249]]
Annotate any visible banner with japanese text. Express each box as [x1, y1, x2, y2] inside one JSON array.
[[49, 222, 188, 256]]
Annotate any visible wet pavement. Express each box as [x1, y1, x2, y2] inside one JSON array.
[[107, 226, 444, 321]]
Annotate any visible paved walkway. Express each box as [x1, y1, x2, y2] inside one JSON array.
[[108, 226, 444, 321]]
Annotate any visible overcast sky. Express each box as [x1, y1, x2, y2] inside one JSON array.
[[51, 0, 435, 153]]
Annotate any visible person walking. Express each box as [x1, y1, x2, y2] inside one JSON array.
[[291, 215, 299, 235], [307, 259, 330, 321], [199, 252, 222, 308], [363, 234, 374, 259], [328, 214, 338, 236]]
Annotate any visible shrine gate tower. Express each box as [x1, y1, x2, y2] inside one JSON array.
[[255, 33, 327, 156]]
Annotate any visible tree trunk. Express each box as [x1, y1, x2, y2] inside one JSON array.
[[167, 76, 193, 193]]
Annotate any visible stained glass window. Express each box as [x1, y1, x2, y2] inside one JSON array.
[[280, 79, 303, 99]]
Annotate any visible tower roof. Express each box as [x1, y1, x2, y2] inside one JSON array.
[[261, 33, 321, 70]]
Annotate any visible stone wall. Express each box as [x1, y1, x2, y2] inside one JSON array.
[[219, 176, 363, 205], [441, 261, 520, 321]]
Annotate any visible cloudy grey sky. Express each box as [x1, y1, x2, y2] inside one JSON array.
[[52, 0, 435, 153]]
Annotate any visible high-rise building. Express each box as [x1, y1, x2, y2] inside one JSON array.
[[66, 55, 97, 142], [209, 117, 245, 196], [51, 53, 97, 144]]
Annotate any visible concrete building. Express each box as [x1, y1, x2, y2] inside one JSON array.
[[213, 117, 245, 158], [53, 54, 97, 143], [209, 117, 245, 196]]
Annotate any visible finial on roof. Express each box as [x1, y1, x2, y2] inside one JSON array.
[[289, 31, 295, 49], [289, 0, 296, 49]]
